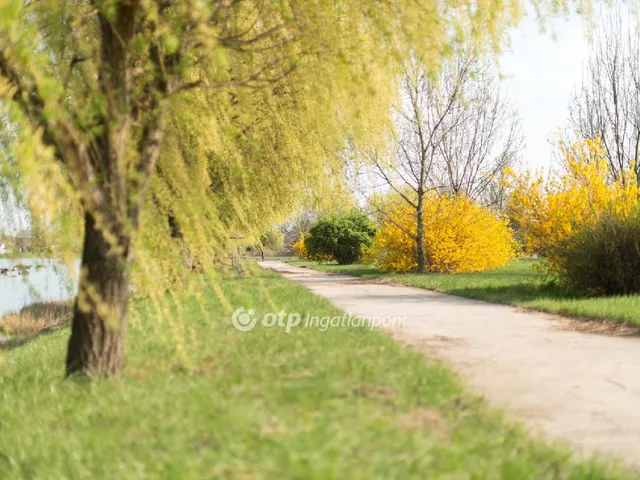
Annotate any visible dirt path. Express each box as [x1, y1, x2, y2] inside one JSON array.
[[260, 261, 640, 467]]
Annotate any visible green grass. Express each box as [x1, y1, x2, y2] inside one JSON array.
[[290, 259, 640, 326], [0, 265, 635, 478]]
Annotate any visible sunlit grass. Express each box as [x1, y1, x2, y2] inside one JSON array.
[[0, 265, 635, 478]]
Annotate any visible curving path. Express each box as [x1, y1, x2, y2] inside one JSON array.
[[260, 261, 640, 467]]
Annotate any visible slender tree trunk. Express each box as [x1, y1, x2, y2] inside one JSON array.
[[66, 212, 131, 378], [416, 192, 426, 273]]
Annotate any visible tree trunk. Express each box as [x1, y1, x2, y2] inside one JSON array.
[[416, 192, 426, 273], [66, 212, 131, 378]]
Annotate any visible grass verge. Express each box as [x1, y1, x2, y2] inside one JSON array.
[[0, 265, 635, 478], [289, 259, 640, 327]]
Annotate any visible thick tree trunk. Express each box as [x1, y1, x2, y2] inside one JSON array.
[[66, 212, 131, 378], [416, 192, 426, 274]]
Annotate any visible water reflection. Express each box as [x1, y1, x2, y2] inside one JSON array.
[[0, 259, 77, 316]]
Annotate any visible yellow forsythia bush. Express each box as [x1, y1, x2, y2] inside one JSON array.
[[503, 138, 640, 273], [365, 194, 518, 273], [291, 232, 307, 259]]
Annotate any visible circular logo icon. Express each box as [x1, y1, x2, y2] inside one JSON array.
[[231, 307, 257, 332]]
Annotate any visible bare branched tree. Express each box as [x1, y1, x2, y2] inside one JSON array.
[[568, 10, 640, 183], [433, 63, 523, 204], [370, 55, 522, 272]]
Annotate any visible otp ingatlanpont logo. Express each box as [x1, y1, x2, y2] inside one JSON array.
[[231, 307, 257, 332]]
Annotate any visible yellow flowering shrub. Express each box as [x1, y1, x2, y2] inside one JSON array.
[[365, 194, 518, 273], [503, 138, 640, 274], [292, 233, 307, 259]]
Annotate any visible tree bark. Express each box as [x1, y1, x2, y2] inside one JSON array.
[[66, 212, 131, 378], [416, 192, 426, 273]]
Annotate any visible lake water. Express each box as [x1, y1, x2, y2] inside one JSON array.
[[0, 259, 78, 316]]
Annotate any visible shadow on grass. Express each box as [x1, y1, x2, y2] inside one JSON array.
[[0, 324, 68, 351], [446, 282, 571, 305], [292, 262, 381, 278], [327, 267, 381, 277]]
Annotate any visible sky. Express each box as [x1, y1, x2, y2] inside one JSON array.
[[499, 12, 592, 171]]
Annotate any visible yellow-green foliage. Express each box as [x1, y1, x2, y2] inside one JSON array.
[[503, 139, 640, 274], [366, 194, 517, 273], [0, 0, 591, 368]]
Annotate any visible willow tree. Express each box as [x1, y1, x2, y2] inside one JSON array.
[[0, 0, 580, 377]]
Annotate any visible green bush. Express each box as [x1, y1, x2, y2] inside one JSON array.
[[556, 208, 640, 296], [305, 214, 376, 265]]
